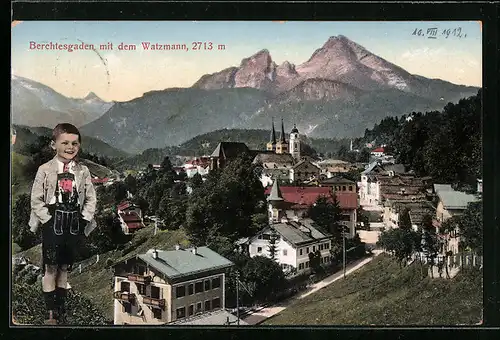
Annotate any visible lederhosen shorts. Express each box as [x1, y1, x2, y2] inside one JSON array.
[[42, 204, 82, 272]]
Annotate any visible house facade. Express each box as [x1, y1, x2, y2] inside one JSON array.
[[265, 181, 358, 238], [117, 201, 146, 235], [246, 220, 333, 274], [112, 247, 233, 325], [290, 160, 321, 183], [434, 189, 479, 254]]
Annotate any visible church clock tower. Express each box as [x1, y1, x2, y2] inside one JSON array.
[[289, 124, 300, 160]]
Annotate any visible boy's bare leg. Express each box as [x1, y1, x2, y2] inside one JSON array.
[[42, 265, 58, 325], [55, 265, 69, 324]]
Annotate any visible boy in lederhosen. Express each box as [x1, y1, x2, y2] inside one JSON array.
[[29, 123, 97, 325]]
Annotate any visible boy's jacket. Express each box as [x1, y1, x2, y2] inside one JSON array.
[[29, 156, 97, 236]]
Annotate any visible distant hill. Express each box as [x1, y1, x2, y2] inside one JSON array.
[[113, 128, 351, 170], [13, 125, 130, 159], [262, 254, 482, 326], [79, 35, 478, 152], [11, 74, 114, 128]]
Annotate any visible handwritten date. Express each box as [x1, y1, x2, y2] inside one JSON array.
[[412, 27, 467, 39]]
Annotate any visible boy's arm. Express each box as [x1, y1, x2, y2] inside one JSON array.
[[81, 166, 97, 221], [31, 167, 51, 224]]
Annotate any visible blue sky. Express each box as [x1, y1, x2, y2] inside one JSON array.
[[12, 21, 482, 101]]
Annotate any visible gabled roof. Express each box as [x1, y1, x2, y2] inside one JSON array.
[[267, 180, 284, 202], [253, 220, 331, 247], [264, 186, 332, 207], [320, 176, 355, 185], [210, 142, 249, 159], [372, 147, 385, 153], [253, 152, 295, 166], [292, 159, 320, 170], [437, 191, 479, 210], [433, 184, 454, 194], [135, 247, 234, 280]]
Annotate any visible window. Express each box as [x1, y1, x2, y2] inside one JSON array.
[[319, 244, 323, 251], [176, 307, 186, 319], [212, 298, 221, 309], [123, 302, 132, 314], [204, 300, 211, 312], [204, 280, 211, 291], [212, 276, 221, 289], [262, 234, 271, 240], [299, 263, 304, 270], [313, 246, 316, 252], [188, 284, 194, 295], [136, 283, 146, 295], [283, 249, 287, 256], [188, 305, 194, 316], [349, 186, 353, 191], [152, 307, 162, 319], [134, 265, 146, 275], [257, 235, 263, 240], [257, 247, 262, 253], [196, 302, 202, 314], [299, 249, 303, 256], [305, 261, 310, 268], [120, 282, 130, 292], [151, 286, 160, 299], [342, 186, 346, 191], [325, 243, 330, 249], [195, 281, 204, 293], [176, 285, 186, 298], [306, 247, 309, 253]]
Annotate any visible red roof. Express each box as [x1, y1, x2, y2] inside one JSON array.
[[264, 186, 357, 210], [125, 222, 145, 229], [186, 157, 210, 166], [117, 201, 131, 211], [334, 192, 358, 210], [372, 147, 385, 153], [119, 211, 141, 222]]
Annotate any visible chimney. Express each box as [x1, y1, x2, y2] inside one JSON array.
[[192, 247, 197, 255], [175, 244, 180, 251], [152, 248, 158, 259]]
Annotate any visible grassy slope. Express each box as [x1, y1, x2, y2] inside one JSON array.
[[262, 254, 482, 326], [18, 226, 189, 322]]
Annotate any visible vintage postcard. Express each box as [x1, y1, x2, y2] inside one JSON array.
[[11, 20, 482, 326]]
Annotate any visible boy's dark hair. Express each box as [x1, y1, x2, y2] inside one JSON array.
[[52, 123, 81, 143]]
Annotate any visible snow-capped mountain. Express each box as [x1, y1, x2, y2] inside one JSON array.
[[11, 74, 114, 128]]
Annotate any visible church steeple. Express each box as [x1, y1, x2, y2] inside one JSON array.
[[279, 118, 286, 143], [267, 178, 284, 202], [266, 118, 277, 151]]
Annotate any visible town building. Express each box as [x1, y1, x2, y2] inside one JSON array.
[[265, 180, 358, 238], [183, 157, 211, 178], [289, 159, 321, 183], [112, 246, 234, 325], [382, 199, 435, 231], [209, 142, 251, 171], [433, 185, 480, 254], [117, 200, 146, 235], [370, 147, 386, 158], [244, 219, 333, 275], [319, 176, 357, 193]]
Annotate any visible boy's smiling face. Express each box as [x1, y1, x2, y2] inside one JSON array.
[[52, 133, 80, 162]]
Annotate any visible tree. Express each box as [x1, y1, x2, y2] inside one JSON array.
[[377, 228, 421, 266], [308, 250, 322, 274], [124, 174, 138, 195], [241, 256, 287, 303], [356, 207, 370, 230], [446, 200, 482, 255], [267, 227, 279, 261], [185, 153, 266, 245], [337, 145, 349, 161], [307, 195, 342, 240], [12, 194, 40, 250], [189, 173, 204, 190], [399, 208, 412, 230]]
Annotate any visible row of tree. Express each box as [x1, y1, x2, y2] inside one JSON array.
[[356, 90, 482, 189]]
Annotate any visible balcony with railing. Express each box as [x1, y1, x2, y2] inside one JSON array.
[[127, 274, 152, 283], [142, 296, 166, 310], [113, 291, 136, 302]]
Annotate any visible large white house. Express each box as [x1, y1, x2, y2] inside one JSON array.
[[244, 219, 333, 274]]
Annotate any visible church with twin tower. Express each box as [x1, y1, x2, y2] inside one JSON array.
[[266, 118, 301, 161]]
